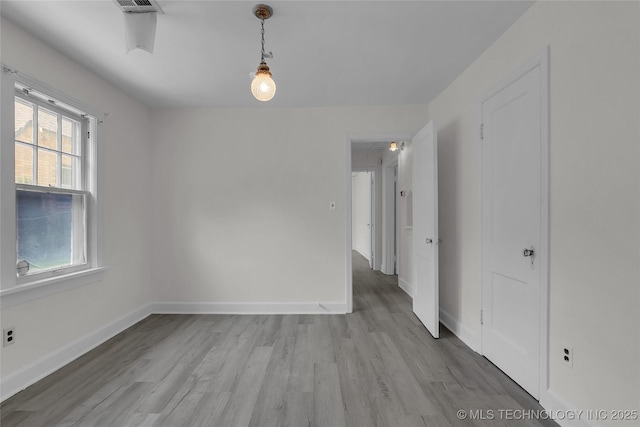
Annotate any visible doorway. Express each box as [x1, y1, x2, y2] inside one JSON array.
[[391, 163, 399, 275], [346, 131, 439, 327], [351, 171, 374, 268], [347, 138, 410, 313]]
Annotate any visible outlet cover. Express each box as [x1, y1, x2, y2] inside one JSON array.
[[562, 345, 573, 368], [3, 328, 15, 346]]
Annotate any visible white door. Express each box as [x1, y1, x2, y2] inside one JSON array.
[[481, 55, 548, 399], [369, 171, 374, 269], [394, 165, 399, 275], [412, 121, 439, 339]]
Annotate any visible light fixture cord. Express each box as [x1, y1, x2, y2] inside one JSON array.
[[260, 18, 266, 62]]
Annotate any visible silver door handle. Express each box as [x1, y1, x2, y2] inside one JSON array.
[[426, 238, 433, 244], [523, 248, 535, 257]]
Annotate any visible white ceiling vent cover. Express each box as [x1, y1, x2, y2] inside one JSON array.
[[114, 0, 163, 14], [114, 0, 163, 53], [124, 12, 157, 53]]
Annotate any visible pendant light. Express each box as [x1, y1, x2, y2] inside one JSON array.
[[251, 4, 276, 102], [389, 141, 399, 152]]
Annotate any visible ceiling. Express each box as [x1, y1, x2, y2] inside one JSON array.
[[1, 1, 534, 109]]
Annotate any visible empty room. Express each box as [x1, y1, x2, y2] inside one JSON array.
[[0, 1, 638, 426]]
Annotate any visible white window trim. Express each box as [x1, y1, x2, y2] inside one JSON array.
[[0, 65, 106, 309]]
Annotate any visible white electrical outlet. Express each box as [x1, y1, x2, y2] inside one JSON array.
[[562, 345, 573, 368], [3, 327, 15, 346]]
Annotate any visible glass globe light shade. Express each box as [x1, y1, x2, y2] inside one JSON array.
[[389, 141, 399, 152], [251, 62, 276, 101]]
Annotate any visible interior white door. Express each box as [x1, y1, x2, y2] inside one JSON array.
[[369, 171, 374, 269], [394, 166, 398, 275], [481, 62, 544, 399], [412, 121, 439, 339]]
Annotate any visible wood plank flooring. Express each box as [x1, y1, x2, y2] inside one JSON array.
[[1, 252, 557, 426]]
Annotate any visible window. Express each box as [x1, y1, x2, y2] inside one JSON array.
[[1, 67, 104, 307], [14, 92, 88, 278]]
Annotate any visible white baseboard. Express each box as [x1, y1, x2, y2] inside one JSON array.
[[380, 264, 396, 276], [540, 389, 601, 427], [0, 304, 153, 402], [398, 277, 413, 297], [438, 308, 479, 353], [151, 301, 348, 315], [436, 310, 598, 427], [353, 247, 371, 263]]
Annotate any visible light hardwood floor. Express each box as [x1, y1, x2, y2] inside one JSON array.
[[1, 252, 557, 427]]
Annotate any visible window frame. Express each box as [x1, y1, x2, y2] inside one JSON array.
[[1, 65, 105, 308], [14, 95, 86, 190], [14, 90, 90, 281]]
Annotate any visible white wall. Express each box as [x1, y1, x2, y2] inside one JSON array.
[[351, 172, 372, 261], [0, 18, 153, 387], [352, 149, 383, 170], [428, 1, 639, 424], [150, 105, 428, 306]]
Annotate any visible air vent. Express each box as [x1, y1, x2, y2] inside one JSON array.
[[114, 0, 163, 14]]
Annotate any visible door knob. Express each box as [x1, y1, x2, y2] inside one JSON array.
[[523, 248, 535, 257], [426, 238, 433, 244]]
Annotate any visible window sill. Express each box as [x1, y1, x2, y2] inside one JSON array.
[[0, 267, 105, 309]]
